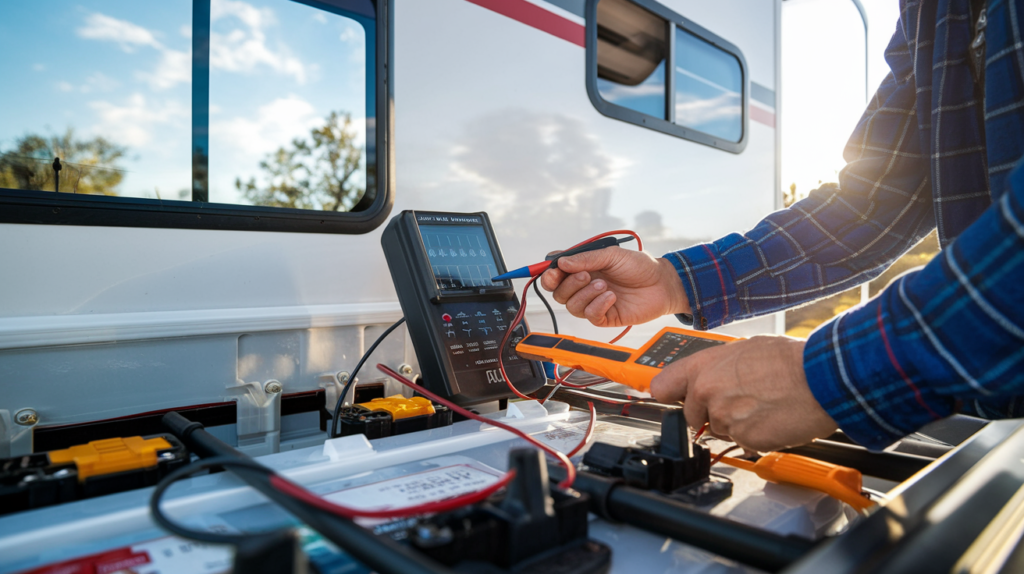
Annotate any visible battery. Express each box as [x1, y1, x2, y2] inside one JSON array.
[[0, 434, 189, 516], [336, 395, 453, 439]]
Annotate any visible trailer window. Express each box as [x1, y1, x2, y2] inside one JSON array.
[[0, 0, 390, 234], [0, 3, 193, 201], [588, 0, 747, 153], [673, 27, 743, 143], [595, 0, 667, 119]]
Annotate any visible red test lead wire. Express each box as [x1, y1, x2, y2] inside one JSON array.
[[377, 363, 581, 489], [497, 230, 642, 401]]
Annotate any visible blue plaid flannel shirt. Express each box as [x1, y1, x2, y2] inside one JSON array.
[[666, 0, 1024, 450]]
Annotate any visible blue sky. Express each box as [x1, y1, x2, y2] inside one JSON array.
[[0, 0, 366, 204]]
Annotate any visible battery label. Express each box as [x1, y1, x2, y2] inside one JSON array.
[[20, 537, 232, 574], [322, 464, 502, 512]]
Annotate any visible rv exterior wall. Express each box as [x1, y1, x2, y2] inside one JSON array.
[[0, 0, 780, 431]]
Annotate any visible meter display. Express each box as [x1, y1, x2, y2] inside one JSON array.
[[420, 224, 502, 290], [381, 211, 546, 405]]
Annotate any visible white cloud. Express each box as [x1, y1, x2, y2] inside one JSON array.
[[76, 12, 192, 91], [212, 0, 275, 29], [77, 13, 162, 52], [674, 92, 741, 126], [210, 0, 307, 84], [56, 73, 121, 94], [339, 27, 359, 43], [33, 63, 46, 72], [140, 49, 191, 90], [89, 94, 188, 147], [313, 12, 327, 24], [211, 95, 320, 157], [179, 24, 192, 39]]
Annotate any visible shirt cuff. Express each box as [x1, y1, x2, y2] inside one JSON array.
[[802, 295, 953, 451], [664, 244, 738, 331]]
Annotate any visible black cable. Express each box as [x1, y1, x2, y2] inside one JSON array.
[[330, 317, 406, 438], [160, 412, 453, 574], [532, 280, 558, 334], [150, 455, 280, 545]]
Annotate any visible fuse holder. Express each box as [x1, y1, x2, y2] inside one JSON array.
[[361, 395, 435, 420], [49, 436, 172, 481], [720, 452, 874, 512]]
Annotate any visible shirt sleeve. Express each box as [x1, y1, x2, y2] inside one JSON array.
[[804, 160, 1024, 450], [666, 25, 935, 331]]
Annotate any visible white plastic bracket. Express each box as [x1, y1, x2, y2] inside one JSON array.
[[318, 372, 344, 413], [226, 379, 281, 456]]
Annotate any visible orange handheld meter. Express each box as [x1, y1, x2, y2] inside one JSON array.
[[514, 327, 739, 392]]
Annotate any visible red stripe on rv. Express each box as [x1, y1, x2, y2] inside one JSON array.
[[750, 105, 775, 128], [468, 0, 778, 131], [466, 0, 586, 47]]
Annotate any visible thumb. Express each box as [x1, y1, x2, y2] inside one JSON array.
[[555, 246, 624, 275]]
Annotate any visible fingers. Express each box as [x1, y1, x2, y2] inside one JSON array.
[[683, 391, 709, 435], [539, 251, 566, 292], [650, 355, 699, 403], [555, 246, 624, 275], [552, 271, 591, 305], [564, 278, 608, 316], [540, 267, 568, 292], [585, 292, 617, 326]]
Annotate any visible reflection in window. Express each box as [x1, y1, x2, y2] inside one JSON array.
[[674, 28, 743, 142], [208, 0, 368, 210], [0, 2, 192, 200], [595, 0, 667, 119]]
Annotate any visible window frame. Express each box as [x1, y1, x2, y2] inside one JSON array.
[[0, 0, 393, 234], [585, 0, 749, 154]]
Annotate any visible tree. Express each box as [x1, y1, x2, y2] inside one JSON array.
[[236, 111, 365, 211], [0, 129, 127, 195]]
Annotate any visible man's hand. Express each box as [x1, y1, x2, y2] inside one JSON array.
[[650, 336, 838, 452], [539, 247, 691, 327]]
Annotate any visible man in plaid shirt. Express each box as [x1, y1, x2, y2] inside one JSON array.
[[542, 0, 1024, 451]]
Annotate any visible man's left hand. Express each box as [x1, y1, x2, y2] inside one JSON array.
[[649, 335, 838, 452]]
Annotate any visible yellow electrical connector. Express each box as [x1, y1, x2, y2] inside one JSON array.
[[48, 436, 173, 481], [360, 395, 436, 421]]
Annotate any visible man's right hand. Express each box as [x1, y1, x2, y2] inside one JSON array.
[[539, 247, 691, 327]]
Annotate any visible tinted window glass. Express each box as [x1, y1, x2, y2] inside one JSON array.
[[0, 0, 374, 215], [595, 0, 667, 119], [208, 0, 369, 210], [674, 27, 743, 142], [0, 2, 192, 200]]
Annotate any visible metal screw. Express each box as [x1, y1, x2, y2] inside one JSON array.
[[398, 364, 415, 376], [264, 380, 283, 394], [337, 371, 350, 384], [15, 409, 38, 426]]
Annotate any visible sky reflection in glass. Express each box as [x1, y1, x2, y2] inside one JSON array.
[[597, 59, 666, 120], [0, 0, 366, 205], [674, 27, 742, 143]]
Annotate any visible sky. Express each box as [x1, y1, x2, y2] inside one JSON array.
[[0, 0, 367, 205], [781, 0, 902, 201]]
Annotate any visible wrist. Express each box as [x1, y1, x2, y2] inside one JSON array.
[[657, 257, 692, 316]]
